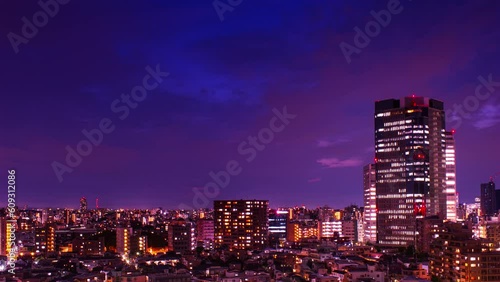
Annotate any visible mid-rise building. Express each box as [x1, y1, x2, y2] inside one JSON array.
[[168, 219, 195, 254], [341, 220, 363, 243], [116, 226, 132, 256], [429, 222, 499, 281], [131, 234, 148, 255], [286, 220, 318, 242], [363, 163, 377, 243], [196, 218, 214, 250], [35, 224, 55, 255], [269, 209, 288, 247], [319, 220, 342, 239], [485, 221, 500, 248], [375, 96, 448, 247], [416, 216, 445, 254], [72, 238, 104, 255], [214, 200, 268, 250]]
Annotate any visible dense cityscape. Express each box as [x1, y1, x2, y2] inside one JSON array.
[[3, 1, 500, 282], [2, 97, 500, 282]]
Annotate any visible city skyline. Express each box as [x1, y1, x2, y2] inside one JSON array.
[[1, 1, 500, 209]]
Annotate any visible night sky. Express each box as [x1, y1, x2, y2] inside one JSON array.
[[1, 0, 499, 209]]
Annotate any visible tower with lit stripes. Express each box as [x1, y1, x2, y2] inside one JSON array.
[[374, 96, 448, 247]]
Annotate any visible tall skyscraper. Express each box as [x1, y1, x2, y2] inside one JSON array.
[[480, 181, 497, 217], [363, 163, 377, 243], [444, 131, 457, 221], [214, 200, 268, 250], [375, 96, 447, 247]]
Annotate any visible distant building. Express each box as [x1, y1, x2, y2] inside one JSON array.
[[214, 200, 268, 250], [72, 238, 104, 255], [269, 209, 288, 247], [445, 131, 457, 222], [130, 234, 148, 255], [116, 227, 132, 256], [363, 163, 377, 243], [196, 218, 214, 249], [286, 220, 318, 242], [168, 219, 195, 254], [481, 181, 497, 217], [35, 224, 55, 255], [80, 197, 88, 213], [319, 220, 342, 239], [0, 218, 7, 256], [341, 220, 363, 243]]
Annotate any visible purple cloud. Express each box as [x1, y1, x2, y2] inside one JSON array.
[[316, 157, 363, 168], [308, 177, 322, 183], [316, 137, 350, 148], [473, 104, 500, 129]]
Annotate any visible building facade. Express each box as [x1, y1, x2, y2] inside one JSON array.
[[196, 218, 214, 249], [269, 209, 288, 247], [116, 227, 132, 256], [445, 131, 457, 221], [214, 200, 269, 250], [286, 220, 319, 242], [375, 96, 447, 247], [430, 222, 500, 281], [363, 163, 377, 243], [481, 181, 497, 217], [168, 219, 195, 254]]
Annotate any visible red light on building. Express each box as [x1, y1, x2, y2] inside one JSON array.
[[413, 152, 426, 160], [414, 203, 426, 216], [451, 129, 456, 135]]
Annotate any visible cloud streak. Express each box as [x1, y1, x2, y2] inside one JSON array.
[[316, 157, 363, 168], [473, 104, 500, 129], [316, 137, 350, 148], [308, 177, 322, 183]]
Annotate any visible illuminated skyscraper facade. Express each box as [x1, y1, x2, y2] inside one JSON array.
[[445, 131, 457, 221], [214, 200, 268, 250], [363, 163, 377, 243], [375, 96, 447, 247]]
